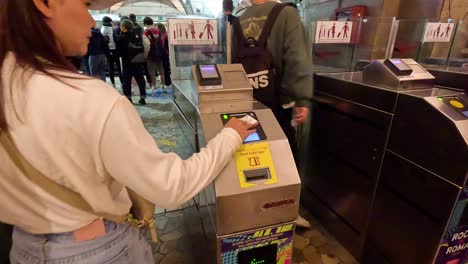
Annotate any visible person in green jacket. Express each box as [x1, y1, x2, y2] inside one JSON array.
[[232, 0, 313, 228]]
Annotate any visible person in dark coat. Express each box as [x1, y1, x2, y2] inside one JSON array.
[[101, 16, 122, 86], [129, 13, 143, 33], [114, 19, 147, 105], [88, 28, 110, 81]]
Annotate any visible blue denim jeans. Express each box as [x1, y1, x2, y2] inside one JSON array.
[[10, 221, 153, 264], [89, 54, 108, 81]]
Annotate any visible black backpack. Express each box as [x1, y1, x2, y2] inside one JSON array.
[[146, 29, 164, 61], [233, 3, 289, 109], [128, 29, 145, 63]]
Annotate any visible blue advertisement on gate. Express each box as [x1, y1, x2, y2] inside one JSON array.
[[435, 187, 468, 264], [220, 223, 294, 264]]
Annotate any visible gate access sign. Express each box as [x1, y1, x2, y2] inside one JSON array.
[[315, 21, 353, 44], [168, 18, 218, 45], [422, 22, 454, 43]]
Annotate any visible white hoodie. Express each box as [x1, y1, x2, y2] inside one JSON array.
[[0, 53, 242, 233], [101, 25, 116, 50]]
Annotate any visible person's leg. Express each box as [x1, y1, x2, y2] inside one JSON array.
[[10, 221, 153, 264], [132, 63, 147, 104], [121, 63, 133, 102], [274, 107, 298, 163], [147, 60, 158, 89], [114, 53, 123, 85], [273, 107, 311, 228], [98, 54, 107, 82], [81, 56, 90, 75], [163, 56, 172, 86], [107, 51, 115, 85], [88, 55, 98, 78], [144, 63, 152, 87], [155, 60, 165, 90]]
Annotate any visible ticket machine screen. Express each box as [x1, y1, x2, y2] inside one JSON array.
[[199, 65, 219, 79], [196, 64, 222, 86], [221, 112, 267, 143], [384, 59, 413, 76]]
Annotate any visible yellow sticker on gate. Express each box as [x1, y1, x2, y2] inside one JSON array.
[[234, 142, 278, 188]]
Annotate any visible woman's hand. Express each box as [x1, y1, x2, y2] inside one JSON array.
[[225, 118, 257, 141]]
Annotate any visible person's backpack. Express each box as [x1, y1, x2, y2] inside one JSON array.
[[232, 3, 290, 109], [128, 29, 145, 63], [146, 29, 164, 61]]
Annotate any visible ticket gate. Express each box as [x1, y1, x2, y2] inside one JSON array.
[[427, 67, 468, 92], [172, 64, 301, 264], [303, 58, 468, 263]]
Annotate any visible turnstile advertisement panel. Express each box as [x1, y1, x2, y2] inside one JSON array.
[[220, 222, 295, 264], [435, 187, 468, 264]]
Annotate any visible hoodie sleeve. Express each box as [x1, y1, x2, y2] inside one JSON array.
[[99, 97, 243, 209], [279, 7, 313, 107]]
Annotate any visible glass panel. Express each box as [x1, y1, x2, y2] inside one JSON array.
[[169, 16, 228, 82], [309, 19, 355, 72], [391, 19, 431, 60], [447, 18, 468, 71], [351, 16, 396, 70], [418, 18, 456, 67]]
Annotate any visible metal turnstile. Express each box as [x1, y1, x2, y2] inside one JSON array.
[[172, 64, 301, 264], [302, 58, 468, 263], [427, 66, 468, 92]]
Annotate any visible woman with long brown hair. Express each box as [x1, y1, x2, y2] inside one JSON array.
[[0, 1, 256, 263]]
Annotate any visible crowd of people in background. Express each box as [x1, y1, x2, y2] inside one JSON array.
[[83, 13, 172, 105]]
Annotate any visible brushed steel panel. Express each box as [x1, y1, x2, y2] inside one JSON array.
[[216, 184, 300, 235]]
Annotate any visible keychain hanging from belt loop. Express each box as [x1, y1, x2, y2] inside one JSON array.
[[126, 213, 158, 243]]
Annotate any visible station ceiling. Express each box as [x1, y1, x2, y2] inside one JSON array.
[[109, 0, 188, 15]]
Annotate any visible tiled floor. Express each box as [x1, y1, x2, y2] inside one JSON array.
[[124, 83, 359, 264]]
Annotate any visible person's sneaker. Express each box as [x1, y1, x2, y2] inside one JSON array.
[[296, 215, 312, 228], [138, 98, 146, 105], [164, 87, 173, 95], [154, 88, 163, 97]]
